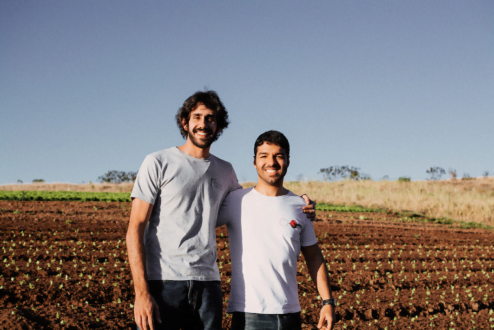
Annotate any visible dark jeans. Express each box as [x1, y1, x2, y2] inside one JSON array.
[[231, 312, 302, 330], [137, 280, 223, 330]]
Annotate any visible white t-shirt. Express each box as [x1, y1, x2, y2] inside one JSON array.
[[217, 187, 318, 314]]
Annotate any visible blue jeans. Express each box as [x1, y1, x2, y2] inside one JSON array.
[[231, 312, 302, 330], [137, 280, 223, 330]]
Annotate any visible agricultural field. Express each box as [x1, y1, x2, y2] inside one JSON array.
[[2, 177, 493, 226], [1, 199, 494, 329]]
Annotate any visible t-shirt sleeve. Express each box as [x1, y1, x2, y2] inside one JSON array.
[[229, 166, 242, 192], [216, 193, 232, 227], [300, 218, 318, 247], [131, 154, 162, 205]]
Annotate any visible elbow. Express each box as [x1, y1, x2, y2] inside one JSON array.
[[126, 226, 138, 247]]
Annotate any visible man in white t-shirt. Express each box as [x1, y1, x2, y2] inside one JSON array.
[[217, 130, 336, 330]]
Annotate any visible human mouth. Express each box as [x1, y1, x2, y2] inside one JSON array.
[[195, 130, 212, 138]]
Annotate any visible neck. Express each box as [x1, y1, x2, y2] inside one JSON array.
[[177, 140, 211, 159], [254, 179, 287, 196]]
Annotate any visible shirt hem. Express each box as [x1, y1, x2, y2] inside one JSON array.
[[147, 275, 220, 281], [301, 238, 318, 247], [130, 193, 155, 205], [226, 307, 301, 314]]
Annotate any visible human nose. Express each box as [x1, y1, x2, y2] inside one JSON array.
[[267, 155, 278, 166]]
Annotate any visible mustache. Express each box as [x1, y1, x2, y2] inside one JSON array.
[[263, 166, 281, 170], [193, 128, 213, 135]]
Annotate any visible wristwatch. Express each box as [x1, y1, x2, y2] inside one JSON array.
[[321, 298, 337, 307]]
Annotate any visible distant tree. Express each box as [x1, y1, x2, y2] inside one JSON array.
[[461, 173, 473, 180], [426, 167, 445, 181], [398, 177, 411, 182], [17, 180, 23, 184], [319, 166, 366, 181], [32, 179, 45, 183], [483, 171, 490, 178], [98, 170, 137, 183], [380, 175, 389, 181], [448, 168, 457, 180]]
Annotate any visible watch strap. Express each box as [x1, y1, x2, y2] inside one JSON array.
[[321, 298, 336, 307]]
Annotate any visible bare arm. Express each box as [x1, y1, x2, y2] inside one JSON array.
[[126, 198, 160, 330], [301, 243, 335, 330]]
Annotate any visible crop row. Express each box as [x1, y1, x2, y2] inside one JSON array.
[[0, 191, 131, 202], [0, 191, 364, 213]]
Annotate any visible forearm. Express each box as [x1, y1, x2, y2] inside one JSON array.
[[303, 244, 336, 329], [304, 247, 333, 299], [127, 224, 149, 297], [309, 258, 333, 300]]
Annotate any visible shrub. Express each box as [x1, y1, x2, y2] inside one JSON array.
[[398, 177, 411, 182], [319, 166, 369, 181], [98, 171, 137, 184], [426, 167, 445, 181], [32, 179, 45, 183]]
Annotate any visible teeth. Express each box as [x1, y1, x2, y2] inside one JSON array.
[[266, 170, 277, 173]]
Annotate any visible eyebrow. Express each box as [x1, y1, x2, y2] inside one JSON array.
[[192, 113, 215, 118], [258, 152, 285, 156]]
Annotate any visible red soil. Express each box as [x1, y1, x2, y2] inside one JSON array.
[[1, 201, 493, 329]]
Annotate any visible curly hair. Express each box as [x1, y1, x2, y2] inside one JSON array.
[[175, 90, 229, 141], [254, 130, 290, 158]]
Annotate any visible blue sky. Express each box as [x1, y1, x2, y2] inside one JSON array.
[[1, 1, 493, 184]]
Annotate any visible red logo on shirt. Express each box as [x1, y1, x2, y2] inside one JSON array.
[[289, 220, 301, 228]]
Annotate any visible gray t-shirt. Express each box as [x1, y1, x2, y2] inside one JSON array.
[[131, 147, 241, 281]]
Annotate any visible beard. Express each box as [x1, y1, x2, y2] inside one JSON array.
[[187, 127, 216, 149], [258, 165, 287, 187]]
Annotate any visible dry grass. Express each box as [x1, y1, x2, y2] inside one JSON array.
[[2, 178, 493, 226], [283, 177, 494, 226]]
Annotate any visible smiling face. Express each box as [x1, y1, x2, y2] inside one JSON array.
[[182, 103, 218, 149], [254, 142, 289, 187]]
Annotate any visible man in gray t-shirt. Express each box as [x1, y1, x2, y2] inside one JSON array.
[[131, 147, 240, 282], [126, 90, 315, 330]]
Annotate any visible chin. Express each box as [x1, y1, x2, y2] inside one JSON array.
[[265, 177, 283, 186]]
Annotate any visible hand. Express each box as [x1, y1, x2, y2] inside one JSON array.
[[301, 194, 316, 221], [135, 292, 161, 330], [318, 304, 335, 330]]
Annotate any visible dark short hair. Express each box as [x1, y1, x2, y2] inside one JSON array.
[[254, 130, 290, 158], [175, 90, 229, 141]]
